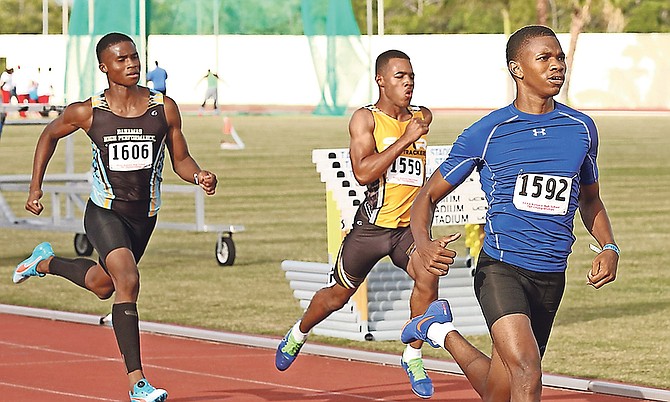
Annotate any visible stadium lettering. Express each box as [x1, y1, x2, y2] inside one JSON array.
[[441, 194, 461, 203], [436, 203, 464, 213], [433, 213, 468, 225]]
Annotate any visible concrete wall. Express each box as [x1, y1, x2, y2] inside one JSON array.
[[1, 33, 669, 110]]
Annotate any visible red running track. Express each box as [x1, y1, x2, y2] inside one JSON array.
[[0, 312, 657, 401]]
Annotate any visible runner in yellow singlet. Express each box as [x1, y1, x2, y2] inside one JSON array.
[[275, 50, 460, 400]]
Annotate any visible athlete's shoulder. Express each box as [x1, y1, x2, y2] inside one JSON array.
[[349, 106, 375, 133], [62, 98, 93, 121], [148, 88, 170, 107], [90, 90, 107, 110], [465, 105, 515, 135], [362, 104, 379, 113], [411, 105, 432, 123], [555, 102, 595, 124], [352, 104, 376, 120], [410, 105, 431, 115]]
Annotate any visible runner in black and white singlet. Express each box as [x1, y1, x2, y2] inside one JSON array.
[[405, 26, 619, 402], [13, 33, 217, 402]]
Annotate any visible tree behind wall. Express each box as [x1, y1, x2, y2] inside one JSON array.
[[2, 0, 670, 34], [0, 0, 64, 34]]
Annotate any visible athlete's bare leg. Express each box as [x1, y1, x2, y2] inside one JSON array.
[[84, 265, 115, 299], [406, 255, 439, 348], [438, 314, 540, 402], [488, 314, 542, 401], [298, 283, 357, 333]]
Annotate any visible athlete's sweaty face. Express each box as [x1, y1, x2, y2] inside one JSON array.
[[516, 35, 566, 98], [378, 58, 415, 108], [99, 41, 141, 87]]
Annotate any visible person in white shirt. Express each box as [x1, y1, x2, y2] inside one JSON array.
[[37, 67, 54, 104], [1, 67, 15, 104]]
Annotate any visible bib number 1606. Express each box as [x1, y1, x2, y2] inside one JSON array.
[[109, 141, 153, 171]]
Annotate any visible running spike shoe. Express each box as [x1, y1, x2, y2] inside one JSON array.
[[13, 242, 54, 284], [401, 357, 434, 399], [275, 327, 306, 371], [129, 379, 168, 402], [401, 299, 453, 348]]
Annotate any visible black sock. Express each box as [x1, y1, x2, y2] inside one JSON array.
[[49, 257, 96, 289], [112, 302, 142, 373]]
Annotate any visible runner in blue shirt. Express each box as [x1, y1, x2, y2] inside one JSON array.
[[146, 61, 168, 95], [402, 25, 619, 402]]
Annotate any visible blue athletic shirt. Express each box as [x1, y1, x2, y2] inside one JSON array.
[[439, 102, 599, 272]]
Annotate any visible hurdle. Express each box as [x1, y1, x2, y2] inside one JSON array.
[[0, 103, 65, 139], [280, 146, 489, 341]]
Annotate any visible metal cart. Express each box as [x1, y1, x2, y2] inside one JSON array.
[[0, 173, 243, 266]]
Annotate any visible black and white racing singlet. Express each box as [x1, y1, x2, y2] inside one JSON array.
[[87, 89, 168, 218]]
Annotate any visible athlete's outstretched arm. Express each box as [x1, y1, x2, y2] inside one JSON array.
[[410, 171, 461, 276], [163, 96, 217, 195], [26, 101, 92, 215], [579, 181, 618, 288]]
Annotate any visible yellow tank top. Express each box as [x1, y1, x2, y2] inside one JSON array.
[[362, 105, 427, 228]]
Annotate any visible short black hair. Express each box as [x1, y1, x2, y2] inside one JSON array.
[[506, 25, 557, 64], [96, 32, 134, 63], [375, 50, 410, 75]]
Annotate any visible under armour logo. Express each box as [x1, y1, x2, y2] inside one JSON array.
[[532, 128, 547, 137]]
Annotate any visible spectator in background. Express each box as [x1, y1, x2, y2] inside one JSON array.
[[29, 81, 39, 103], [1, 67, 14, 104], [199, 69, 223, 111], [37, 67, 54, 104], [13, 65, 35, 117], [146, 61, 167, 95]]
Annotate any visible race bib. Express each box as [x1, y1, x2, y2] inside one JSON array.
[[108, 141, 153, 171], [513, 173, 572, 215], [386, 155, 424, 186]]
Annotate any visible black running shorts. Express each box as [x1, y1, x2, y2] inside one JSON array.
[[474, 251, 565, 357], [331, 207, 414, 289], [83, 200, 157, 271]]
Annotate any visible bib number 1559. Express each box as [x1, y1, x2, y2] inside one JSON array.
[[386, 155, 424, 187]]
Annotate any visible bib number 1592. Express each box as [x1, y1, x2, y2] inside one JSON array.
[[513, 173, 571, 215]]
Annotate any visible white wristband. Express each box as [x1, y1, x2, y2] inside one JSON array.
[[602, 243, 620, 255], [590, 243, 619, 256]]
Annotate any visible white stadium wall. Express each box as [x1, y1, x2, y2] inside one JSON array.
[[1, 33, 669, 111]]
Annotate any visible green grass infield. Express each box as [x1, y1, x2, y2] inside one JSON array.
[[0, 110, 668, 390]]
